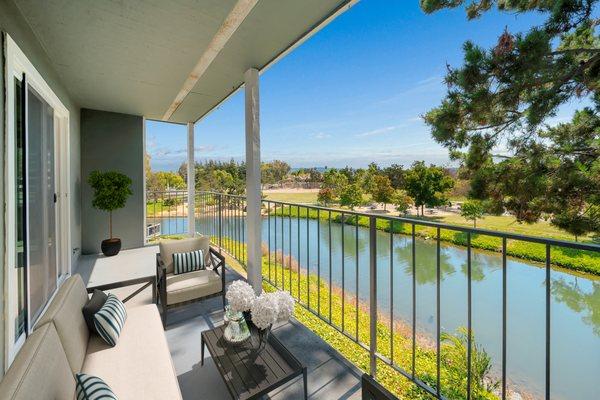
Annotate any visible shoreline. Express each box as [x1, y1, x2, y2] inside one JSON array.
[[146, 203, 600, 276]]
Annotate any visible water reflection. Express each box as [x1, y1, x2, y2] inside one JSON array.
[[552, 277, 600, 336]]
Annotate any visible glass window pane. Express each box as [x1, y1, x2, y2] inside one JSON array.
[[14, 77, 26, 340], [27, 86, 56, 323]]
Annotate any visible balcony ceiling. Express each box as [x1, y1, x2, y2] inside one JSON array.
[[14, 0, 356, 123]]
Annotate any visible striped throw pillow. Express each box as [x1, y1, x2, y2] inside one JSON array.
[[93, 294, 127, 347], [173, 249, 205, 275], [75, 373, 118, 400]]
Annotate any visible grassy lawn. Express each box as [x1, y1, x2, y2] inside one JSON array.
[[263, 191, 319, 204], [272, 206, 600, 275], [425, 214, 592, 242], [263, 190, 593, 243]]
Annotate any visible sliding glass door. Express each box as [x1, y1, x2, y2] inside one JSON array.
[[4, 34, 70, 368], [26, 86, 58, 323]]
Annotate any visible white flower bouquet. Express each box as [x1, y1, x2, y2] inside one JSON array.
[[250, 293, 279, 330], [225, 280, 256, 313]]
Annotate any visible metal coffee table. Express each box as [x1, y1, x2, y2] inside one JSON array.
[[201, 325, 307, 400]]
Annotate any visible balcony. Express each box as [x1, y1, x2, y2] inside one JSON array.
[[1, 1, 599, 399], [145, 190, 600, 400]]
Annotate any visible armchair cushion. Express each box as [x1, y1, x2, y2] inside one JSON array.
[[159, 236, 210, 274], [165, 270, 222, 305], [173, 249, 205, 275]]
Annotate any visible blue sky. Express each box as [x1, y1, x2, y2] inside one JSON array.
[[146, 0, 583, 172]]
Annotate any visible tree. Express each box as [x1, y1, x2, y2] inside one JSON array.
[[262, 160, 291, 185], [392, 190, 413, 215], [404, 161, 455, 216], [322, 169, 349, 197], [421, 0, 600, 236], [361, 162, 381, 194], [461, 200, 486, 228], [383, 164, 405, 189], [339, 183, 363, 210], [371, 175, 395, 210], [88, 170, 133, 239], [317, 187, 334, 206]]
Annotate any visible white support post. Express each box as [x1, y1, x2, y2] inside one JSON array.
[[244, 68, 262, 294], [187, 122, 196, 236]]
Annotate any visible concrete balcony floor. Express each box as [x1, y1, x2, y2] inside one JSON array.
[[75, 246, 362, 399]]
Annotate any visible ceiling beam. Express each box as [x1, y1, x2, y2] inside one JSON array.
[[162, 0, 259, 121]]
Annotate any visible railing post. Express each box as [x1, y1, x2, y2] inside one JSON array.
[[218, 194, 223, 253], [369, 216, 377, 377]]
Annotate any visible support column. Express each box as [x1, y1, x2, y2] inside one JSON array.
[[187, 122, 196, 236], [244, 68, 262, 294]]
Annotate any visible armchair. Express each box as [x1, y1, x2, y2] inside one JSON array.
[[156, 235, 226, 327]]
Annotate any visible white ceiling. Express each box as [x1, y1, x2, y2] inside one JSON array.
[[14, 0, 357, 123]]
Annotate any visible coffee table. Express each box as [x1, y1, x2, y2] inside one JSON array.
[[201, 325, 307, 400]]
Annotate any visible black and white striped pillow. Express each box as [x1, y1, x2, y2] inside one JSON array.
[[173, 249, 205, 275], [75, 373, 118, 400], [93, 294, 127, 347]]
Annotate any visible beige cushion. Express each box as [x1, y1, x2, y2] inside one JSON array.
[[0, 323, 75, 400], [34, 275, 89, 373], [166, 269, 222, 305], [82, 304, 182, 400], [159, 236, 210, 274]]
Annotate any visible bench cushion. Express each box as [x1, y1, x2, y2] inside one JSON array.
[[159, 236, 210, 274], [166, 269, 222, 305], [34, 275, 89, 373], [82, 304, 182, 400], [0, 323, 75, 400]]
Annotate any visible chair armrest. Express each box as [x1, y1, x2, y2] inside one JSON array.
[[208, 247, 225, 272], [156, 253, 167, 278]]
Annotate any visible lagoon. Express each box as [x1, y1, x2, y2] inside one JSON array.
[[154, 215, 600, 399]]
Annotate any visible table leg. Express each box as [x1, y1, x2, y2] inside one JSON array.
[[303, 367, 308, 400], [201, 336, 205, 366], [152, 278, 157, 304]]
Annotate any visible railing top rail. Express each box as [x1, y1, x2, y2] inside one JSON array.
[[196, 190, 600, 253], [199, 191, 247, 200]]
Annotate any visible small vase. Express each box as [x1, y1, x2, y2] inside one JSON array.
[[223, 308, 250, 344], [256, 325, 272, 352]]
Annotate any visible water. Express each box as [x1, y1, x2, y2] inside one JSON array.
[[153, 215, 600, 399]]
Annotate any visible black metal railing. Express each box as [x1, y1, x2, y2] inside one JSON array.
[[194, 191, 600, 399], [145, 190, 189, 240]]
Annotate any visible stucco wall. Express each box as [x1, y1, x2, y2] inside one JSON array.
[[81, 109, 145, 254], [0, 0, 82, 375]]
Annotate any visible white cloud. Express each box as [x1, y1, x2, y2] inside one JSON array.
[[354, 125, 403, 137], [312, 132, 331, 139]]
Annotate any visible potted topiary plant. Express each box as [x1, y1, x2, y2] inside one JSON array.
[[88, 170, 133, 256]]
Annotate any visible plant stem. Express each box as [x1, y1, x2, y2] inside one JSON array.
[[109, 210, 113, 239]]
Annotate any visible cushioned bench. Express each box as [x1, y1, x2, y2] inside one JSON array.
[[0, 275, 182, 400]]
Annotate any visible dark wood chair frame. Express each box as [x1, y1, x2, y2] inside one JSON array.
[[361, 373, 399, 400], [156, 246, 226, 327]]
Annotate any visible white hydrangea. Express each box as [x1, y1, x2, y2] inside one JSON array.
[[273, 291, 294, 321], [250, 293, 279, 330], [226, 280, 256, 313]]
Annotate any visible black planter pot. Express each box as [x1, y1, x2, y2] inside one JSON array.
[[101, 238, 121, 257]]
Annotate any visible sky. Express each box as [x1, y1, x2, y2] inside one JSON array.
[[146, 0, 585, 172]]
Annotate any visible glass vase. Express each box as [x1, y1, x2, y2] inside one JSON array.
[[223, 307, 250, 344]]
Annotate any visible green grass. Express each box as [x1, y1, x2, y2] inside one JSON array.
[[432, 214, 593, 242], [219, 239, 499, 400], [272, 206, 600, 276], [263, 191, 319, 204]]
